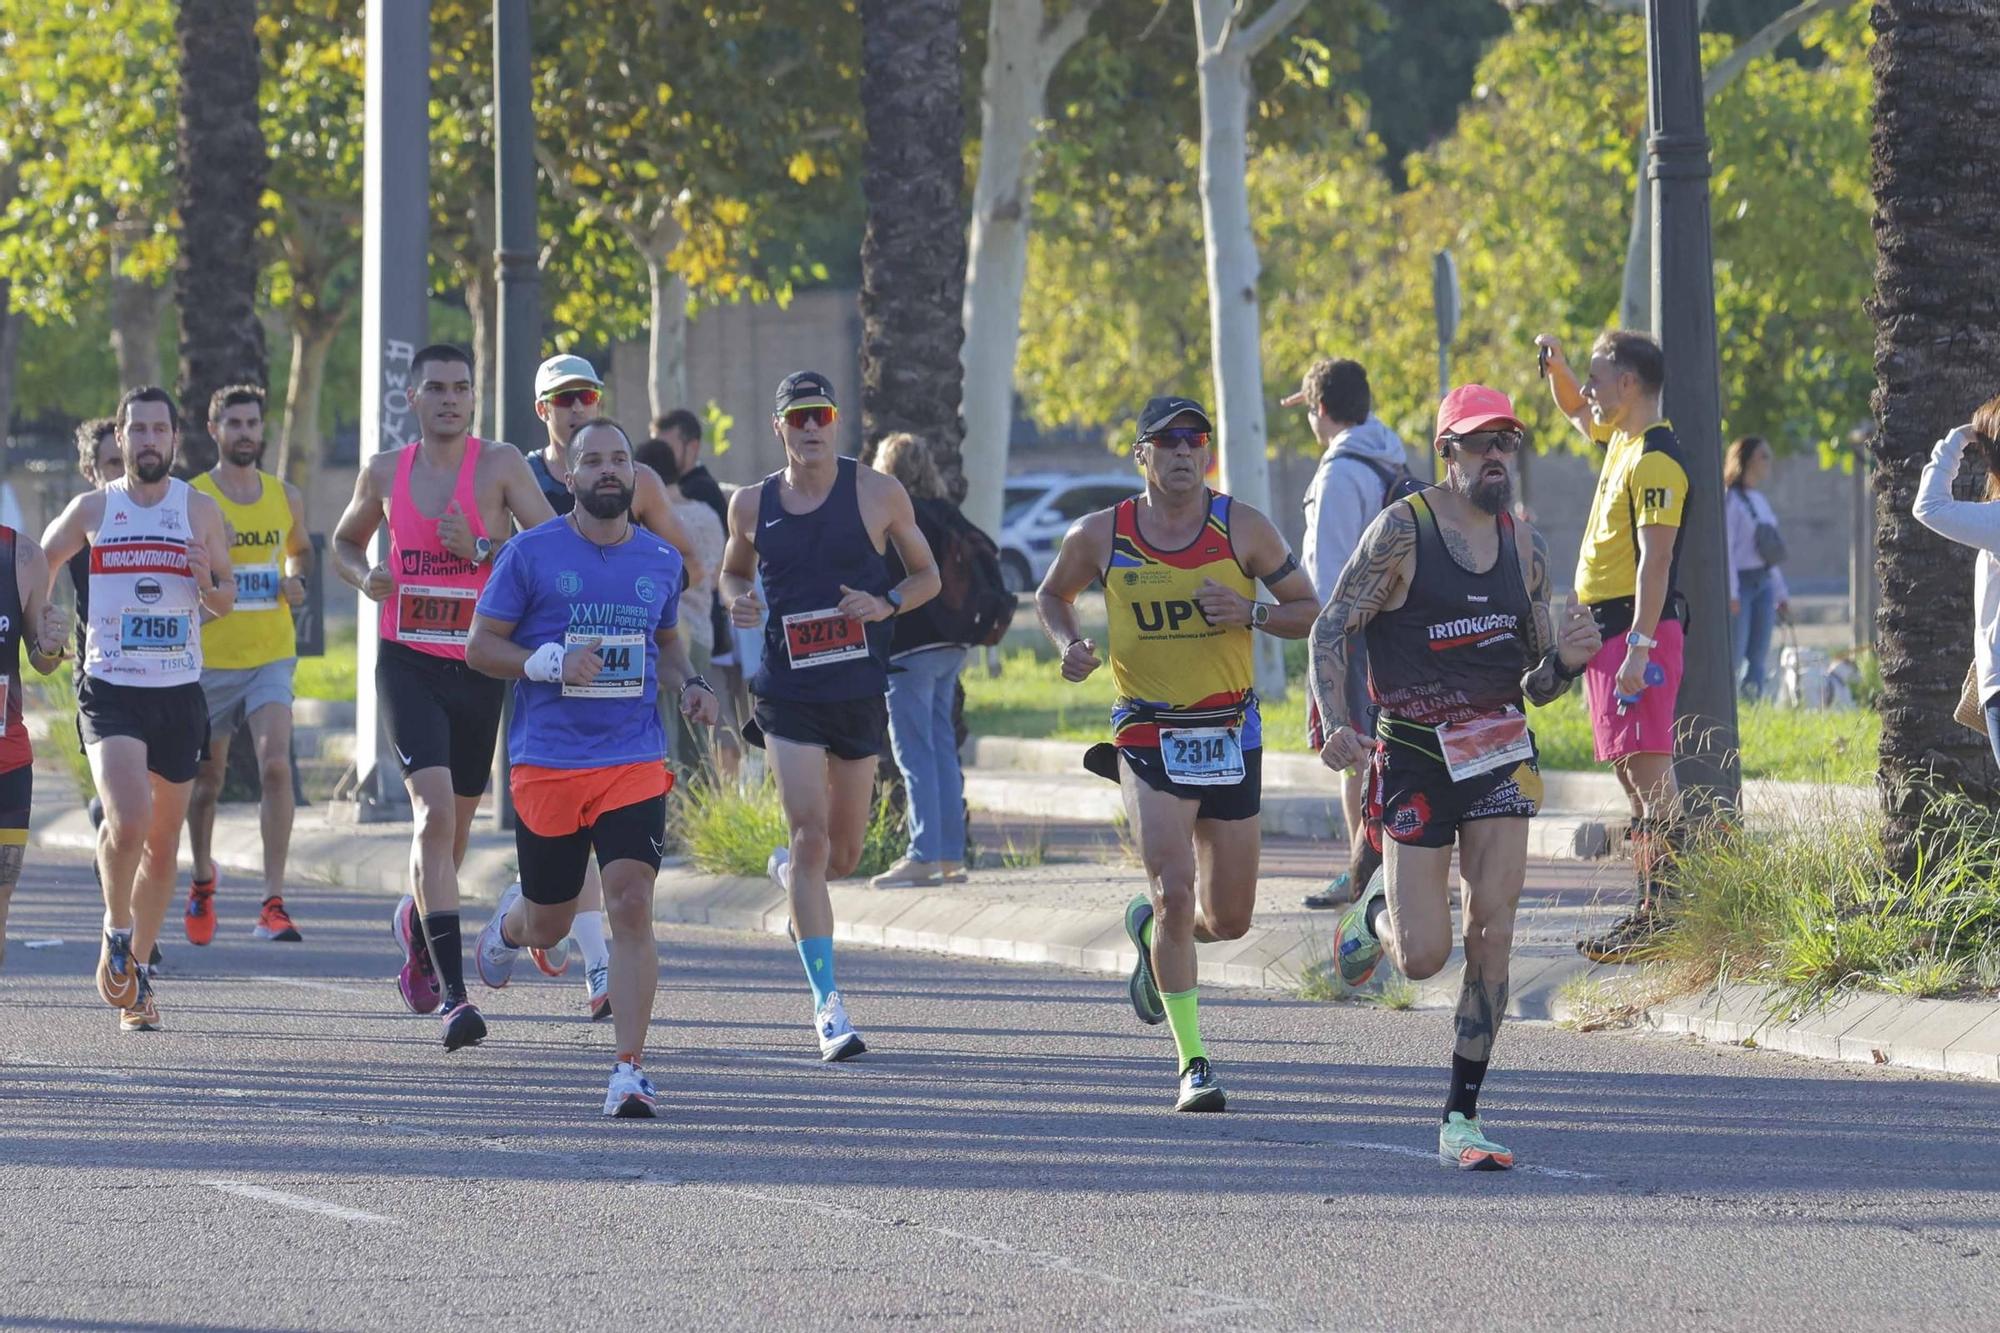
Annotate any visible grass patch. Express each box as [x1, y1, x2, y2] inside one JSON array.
[[27, 667, 96, 800], [997, 824, 1052, 869], [1367, 974, 1419, 1011], [296, 623, 358, 701], [672, 775, 903, 880]]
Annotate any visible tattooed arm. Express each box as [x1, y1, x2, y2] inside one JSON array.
[[1309, 504, 1417, 771], [1517, 522, 1602, 706]]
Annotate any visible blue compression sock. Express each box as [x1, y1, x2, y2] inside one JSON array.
[[797, 935, 838, 1008]]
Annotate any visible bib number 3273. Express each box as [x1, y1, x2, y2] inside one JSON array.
[[562, 632, 644, 698], [396, 584, 477, 646], [1158, 725, 1245, 787], [783, 609, 868, 670]]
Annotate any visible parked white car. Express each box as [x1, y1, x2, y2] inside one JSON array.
[[998, 471, 1144, 593]]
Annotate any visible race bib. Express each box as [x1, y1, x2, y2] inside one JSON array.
[[783, 608, 868, 670], [1436, 708, 1535, 783], [234, 563, 282, 611], [562, 631, 645, 698], [1158, 725, 1245, 788], [120, 607, 192, 657], [396, 584, 477, 646]]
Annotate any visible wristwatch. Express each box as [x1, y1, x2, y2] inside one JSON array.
[[1251, 602, 1271, 629], [884, 587, 904, 615], [1626, 629, 1658, 649], [473, 536, 495, 564]]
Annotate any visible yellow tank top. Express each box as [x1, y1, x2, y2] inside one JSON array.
[[1103, 491, 1257, 746], [194, 470, 297, 668]]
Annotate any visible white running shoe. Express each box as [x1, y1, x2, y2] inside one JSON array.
[[585, 961, 612, 1022], [767, 846, 791, 893], [475, 882, 524, 989], [603, 1061, 658, 1119], [815, 990, 867, 1062]]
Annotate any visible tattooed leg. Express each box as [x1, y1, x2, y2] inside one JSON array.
[[1451, 817, 1530, 1121]]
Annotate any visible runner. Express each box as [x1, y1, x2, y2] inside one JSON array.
[[467, 417, 719, 1115], [185, 385, 313, 945], [1309, 384, 1601, 1170], [66, 419, 121, 852], [719, 370, 940, 1061], [0, 524, 73, 969], [1036, 395, 1318, 1112], [330, 343, 555, 1051], [39, 386, 237, 1031]]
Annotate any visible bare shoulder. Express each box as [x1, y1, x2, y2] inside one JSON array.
[[479, 438, 531, 476], [280, 477, 307, 507], [1066, 506, 1117, 553], [856, 463, 910, 507]]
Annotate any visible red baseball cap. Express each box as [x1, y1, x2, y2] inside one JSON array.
[[1435, 384, 1524, 442]]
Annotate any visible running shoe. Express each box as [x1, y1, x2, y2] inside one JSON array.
[[815, 990, 867, 1062], [392, 895, 442, 1015], [253, 896, 302, 942], [1576, 907, 1670, 964], [586, 962, 612, 1022], [1439, 1112, 1514, 1171], [603, 1061, 658, 1119], [184, 876, 217, 946], [96, 929, 138, 1009], [1301, 871, 1353, 910], [475, 882, 524, 989], [1333, 874, 1386, 988], [119, 971, 161, 1033], [531, 908, 572, 978], [1122, 895, 1166, 1027], [767, 846, 791, 893], [149, 944, 163, 968], [440, 999, 488, 1052], [1175, 1057, 1227, 1112]]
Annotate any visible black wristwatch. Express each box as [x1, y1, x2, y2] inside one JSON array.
[[884, 587, 905, 615]]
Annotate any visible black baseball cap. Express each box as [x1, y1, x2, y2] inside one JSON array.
[[1136, 395, 1214, 439], [774, 371, 838, 413]]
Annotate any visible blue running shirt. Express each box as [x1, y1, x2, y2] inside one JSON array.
[[477, 516, 683, 768]]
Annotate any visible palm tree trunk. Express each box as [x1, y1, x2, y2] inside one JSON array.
[[1868, 0, 2000, 872], [173, 0, 269, 472], [859, 0, 968, 492]]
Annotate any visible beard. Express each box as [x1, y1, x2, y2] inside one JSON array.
[[132, 453, 171, 484], [1450, 458, 1513, 516], [577, 481, 634, 520], [225, 440, 262, 467]]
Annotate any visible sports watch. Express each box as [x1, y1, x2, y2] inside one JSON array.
[[885, 587, 905, 614], [1251, 602, 1271, 629], [473, 536, 495, 564], [1626, 629, 1658, 649]]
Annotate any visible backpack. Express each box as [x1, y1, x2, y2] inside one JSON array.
[[923, 501, 1017, 647], [1338, 449, 1426, 508]]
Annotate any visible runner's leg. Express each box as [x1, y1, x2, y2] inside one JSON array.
[[770, 737, 835, 939], [405, 767, 471, 1004], [1450, 817, 1529, 1116], [601, 856, 659, 1066], [1192, 816, 1259, 942], [186, 727, 231, 886], [131, 775, 196, 970], [1118, 769, 1200, 993], [88, 736, 152, 932], [1376, 839, 1455, 981], [0, 768, 27, 969], [246, 701, 295, 902]]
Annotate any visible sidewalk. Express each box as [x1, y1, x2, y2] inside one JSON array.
[[29, 763, 2000, 1083]]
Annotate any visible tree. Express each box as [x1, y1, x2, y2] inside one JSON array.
[[1867, 0, 2000, 870], [175, 0, 270, 473], [859, 0, 969, 488]]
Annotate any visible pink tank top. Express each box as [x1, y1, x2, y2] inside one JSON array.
[[379, 438, 493, 660]]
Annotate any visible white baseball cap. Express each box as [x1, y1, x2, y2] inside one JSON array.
[[534, 354, 602, 398]]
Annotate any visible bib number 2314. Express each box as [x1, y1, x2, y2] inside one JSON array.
[[1158, 726, 1245, 787], [783, 609, 868, 670]]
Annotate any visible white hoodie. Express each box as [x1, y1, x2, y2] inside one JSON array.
[[1301, 416, 1411, 606]]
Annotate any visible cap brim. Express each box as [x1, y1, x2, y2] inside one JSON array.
[[1440, 413, 1523, 438], [540, 376, 601, 394], [1143, 409, 1214, 436], [779, 396, 836, 411]]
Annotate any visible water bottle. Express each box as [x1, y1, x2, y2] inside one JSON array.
[[1615, 661, 1668, 716]]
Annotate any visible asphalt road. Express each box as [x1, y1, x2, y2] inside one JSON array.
[[3, 853, 1997, 1332]]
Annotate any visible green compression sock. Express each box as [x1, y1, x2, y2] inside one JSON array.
[[1161, 987, 1206, 1068]]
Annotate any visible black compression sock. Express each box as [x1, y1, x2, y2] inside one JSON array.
[[424, 911, 468, 1004], [1444, 1052, 1488, 1122]]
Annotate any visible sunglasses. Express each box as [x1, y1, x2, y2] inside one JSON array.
[[1142, 428, 1211, 451], [783, 405, 837, 429], [1443, 428, 1524, 456], [541, 387, 601, 409]]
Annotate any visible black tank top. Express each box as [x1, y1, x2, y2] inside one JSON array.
[[0, 527, 26, 760], [527, 451, 574, 516], [750, 456, 891, 702], [1365, 493, 1532, 728]]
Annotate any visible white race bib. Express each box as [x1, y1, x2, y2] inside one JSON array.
[[562, 631, 645, 698], [120, 607, 192, 657], [1436, 708, 1535, 782], [1158, 725, 1246, 788], [234, 563, 282, 611]]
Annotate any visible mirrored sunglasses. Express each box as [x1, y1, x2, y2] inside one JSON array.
[[783, 405, 837, 429], [541, 387, 601, 409]]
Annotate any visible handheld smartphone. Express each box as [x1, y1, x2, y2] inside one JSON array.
[[1537, 345, 1551, 380]]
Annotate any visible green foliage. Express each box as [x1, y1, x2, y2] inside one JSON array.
[[294, 623, 356, 702], [27, 668, 97, 801], [673, 775, 901, 880]]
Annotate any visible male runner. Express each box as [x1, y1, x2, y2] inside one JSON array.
[[331, 343, 555, 1051], [520, 354, 708, 1019], [720, 370, 939, 1061], [40, 387, 237, 1031], [1311, 384, 1601, 1170], [467, 417, 719, 1113], [185, 385, 312, 944], [1036, 395, 1318, 1112], [1535, 332, 1690, 961], [0, 525, 72, 968]]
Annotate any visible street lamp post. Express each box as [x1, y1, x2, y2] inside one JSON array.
[[1646, 0, 1740, 818]]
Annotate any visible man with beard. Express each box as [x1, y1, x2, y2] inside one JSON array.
[[40, 387, 238, 1032], [185, 386, 313, 945], [1037, 396, 1318, 1112], [331, 343, 555, 1052], [1311, 384, 1602, 1170], [467, 418, 718, 1113]]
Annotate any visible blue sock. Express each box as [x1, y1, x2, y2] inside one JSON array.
[[797, 935, 838, 1008]]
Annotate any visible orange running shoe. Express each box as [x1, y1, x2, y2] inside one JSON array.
[[253, 896, 302, 942], [119, 971, 161, 1033], [96, 930, 139, 1008], [184, 875, 217, 946]]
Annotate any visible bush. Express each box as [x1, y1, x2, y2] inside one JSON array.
[[671, 775, 903, 880]]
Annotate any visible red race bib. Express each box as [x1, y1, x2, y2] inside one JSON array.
[[396, 584, 478, 645], [782, 608, 868, 669]]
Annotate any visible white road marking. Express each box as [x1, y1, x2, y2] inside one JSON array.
[[1333, 1138, 1602, 1180], [21, 938, 66, 949], [247, 975, 371, 995], [200, 1180, 395, 1225]]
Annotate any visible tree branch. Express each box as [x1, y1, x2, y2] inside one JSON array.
[[1702, 0, 1855, 100], [1040, 0, 1107, 66], [1231, 0, 1310, 60]]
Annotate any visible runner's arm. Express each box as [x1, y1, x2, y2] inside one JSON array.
[[1035, 511, 1111, 682], [1307, 504, 1416, 736], [282, 480, 314, 578], [634, 465, 706, 591], [190, 492, 237, 620], [873, 475, 940, 617], [465, 613, 532, 678], [331, 461, 387, 593], [1519, 525, 1596, 707], [1214, 505, 1318, 639], [37, 494, 92, 590], [656, 621, 721, 725], [17, 539, 66, 674], [719, 487, 762, 622]]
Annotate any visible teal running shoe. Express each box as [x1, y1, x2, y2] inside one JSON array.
[[1174, 1057, 1226, 1112], [1334, 874, 1385, 987], [1123, 895, 1166, 1026], [1439, 1112, 1514, 1171]]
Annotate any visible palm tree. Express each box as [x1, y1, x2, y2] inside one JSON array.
[[858, 0, 968, 495], [1868, 0, 2000, 871], [174, 0, 269, 471]]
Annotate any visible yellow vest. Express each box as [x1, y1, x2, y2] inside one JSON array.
[[194, 471, 297, 669]]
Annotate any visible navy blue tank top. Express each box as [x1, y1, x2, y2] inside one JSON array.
[[751, 457, 891, 702], [527, 452, 574, 516]]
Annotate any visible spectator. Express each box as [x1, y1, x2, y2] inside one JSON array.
[[636, 438, 728, 774], [868, 432, 970, 889], [1723, 436, 1790, 700], [1914, 394, 2000, 765], [654, 409, 743, 777]]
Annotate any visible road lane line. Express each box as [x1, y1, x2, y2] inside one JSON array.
[[247, 975, 373, 995], [200, 1180, 396, 1224]]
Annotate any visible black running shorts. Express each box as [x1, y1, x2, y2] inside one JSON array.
[[746, 694, 888, 762], [514, 793, 666, 906], [1369, 738, 1542, 851], [76, 676, 209, 784], [1119, 745, 1263, 823], [0, 763, 29, 837], [376, 640, 506, 798]]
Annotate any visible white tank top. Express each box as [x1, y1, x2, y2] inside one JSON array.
[[85, 478, 203, 687]]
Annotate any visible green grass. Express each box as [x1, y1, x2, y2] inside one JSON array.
[[672, 775, 904, 880], [962, 647, 1879, 783], [27, 667, 96, 800], [296, 623, 357, 701]]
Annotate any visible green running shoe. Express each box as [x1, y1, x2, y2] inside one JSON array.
[[1174, 1057, 1226, 1112], [1123, 894, 1166, 1026], [1439, 1112, 1514, 1171], [1334, 873, 1385, 987]]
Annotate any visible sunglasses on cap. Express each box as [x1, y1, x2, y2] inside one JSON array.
[[1141, 427, 1212, 451], [540, 387, 601, 408], [1441, 428, 1524, 456], [783, 405, 837, 429]]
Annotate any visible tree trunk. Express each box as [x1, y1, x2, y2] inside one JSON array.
[[1868, 0, 2000, 873], [109, 262, 169, 392], [277, 317, 338, 489], [0, 285, 19, 442], [860, 0, 968, 493], [645, 250, 690, 421], [174, 0, 269, 474], [466, 260, 497, 441], [961, 0, 1099, 536]]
